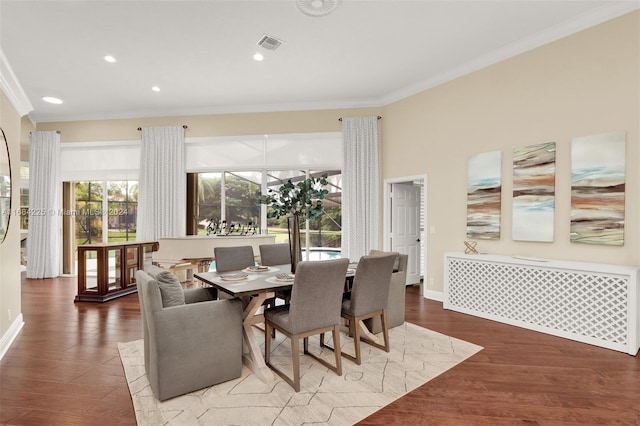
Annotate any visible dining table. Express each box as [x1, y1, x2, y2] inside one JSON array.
[[195, 264, 294, 382], [195, 262, 379, 383]]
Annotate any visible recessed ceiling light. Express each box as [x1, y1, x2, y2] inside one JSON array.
[[151, 86, 160, 92], [42, 96, 63, 104], [104, 55, 116, 63], [253, 52, 264, 61]]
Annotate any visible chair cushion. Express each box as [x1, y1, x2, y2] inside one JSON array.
[[146, 265, 185, 307]]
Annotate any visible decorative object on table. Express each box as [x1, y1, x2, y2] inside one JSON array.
[[464, 240, 479, 254], [206, 219, 258, 236], [467, 150, 501, 240], [512, 142, 556, 242], [258, 173, 329, 273], [570, 131, 625, 246]]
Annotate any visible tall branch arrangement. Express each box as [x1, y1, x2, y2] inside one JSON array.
[[258, 174, 329, 220]]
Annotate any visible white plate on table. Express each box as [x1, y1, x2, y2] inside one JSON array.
[[219, 273, 249, 282], [243, 265, 272, 273]]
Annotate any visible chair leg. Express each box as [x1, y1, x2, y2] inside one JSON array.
[[332, 325, 342, 375], [352, 318, 362, 365], [291, 336, 301, 392], [380, 310, 390, 352]]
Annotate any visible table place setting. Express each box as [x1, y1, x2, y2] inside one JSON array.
[[243, 265, 275, 273], [265, 273, 295, 284], [218, 272, 250, 282]]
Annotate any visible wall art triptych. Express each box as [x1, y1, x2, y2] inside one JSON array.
[[466, 131, 625, 245]]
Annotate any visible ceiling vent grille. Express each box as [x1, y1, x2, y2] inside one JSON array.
[[257, 34, 284, 51]]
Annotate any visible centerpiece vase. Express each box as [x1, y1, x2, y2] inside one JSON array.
[[288, 213, 302, 273]]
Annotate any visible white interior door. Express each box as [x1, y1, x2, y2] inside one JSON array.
[[391, 183, 421, 285]]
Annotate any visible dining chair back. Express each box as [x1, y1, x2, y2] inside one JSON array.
[[259, 243, 291, 266], [260, 243, 293, 306], [264, 258, 349, 392], [214, 245, 255, 272], [338, 252, 396, 364]]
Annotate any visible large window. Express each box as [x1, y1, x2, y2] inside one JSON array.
[[197, 170, 342, 251]]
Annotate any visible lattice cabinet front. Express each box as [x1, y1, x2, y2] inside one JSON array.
[[444, 253, 639, 355]]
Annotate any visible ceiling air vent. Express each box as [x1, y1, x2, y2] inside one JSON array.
[[257, 34, 284, 51]]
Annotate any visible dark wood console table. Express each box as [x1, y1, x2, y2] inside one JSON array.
[[75, 240, 159, 302]]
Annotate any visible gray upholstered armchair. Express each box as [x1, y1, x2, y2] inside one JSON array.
[[136, 266, 243, 401], [364, 250, 409, 334]]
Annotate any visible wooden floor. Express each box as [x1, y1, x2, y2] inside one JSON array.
[[1, 275, 639, 425]]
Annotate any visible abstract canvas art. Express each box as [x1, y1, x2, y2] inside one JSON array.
[[570, 131, 625, 246], [467, 150, 501, 240], [512, 142, 556, 242]]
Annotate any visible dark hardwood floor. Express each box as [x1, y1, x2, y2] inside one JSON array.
[[1, 274, 638, 425]]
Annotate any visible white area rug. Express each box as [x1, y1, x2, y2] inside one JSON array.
[[118, 322, 482, 425]]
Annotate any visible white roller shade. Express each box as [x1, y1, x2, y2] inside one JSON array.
[[185, 132, 342, 172], [60, 141, 141, 181]]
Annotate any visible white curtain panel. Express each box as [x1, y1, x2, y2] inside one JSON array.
[[27, 131, 61, 278], [137, 125, 186, 241], [341, 116, 379, 262]]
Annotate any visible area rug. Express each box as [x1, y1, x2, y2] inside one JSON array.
[[118, 322, 482, 425]]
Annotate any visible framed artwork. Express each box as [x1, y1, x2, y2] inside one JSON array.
[[570, 131, 625, 246], [512, 142, 556, 242], [467, 150, 501, 240]]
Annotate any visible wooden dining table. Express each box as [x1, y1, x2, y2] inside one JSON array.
[[195, 264, 294, 382], [195, 262, 376, 383]]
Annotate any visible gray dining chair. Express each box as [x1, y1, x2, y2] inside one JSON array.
[[136, 266, 243, 401], [364, 250, 409, 334], [260, 243, 293, 306], [337, 252, 396, 365], [264, 258, 349, 392], [259, 243, 291, 267], [214, 245, 255, 272]]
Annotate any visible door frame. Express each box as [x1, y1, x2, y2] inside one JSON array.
[[383, 174, 427, 297]]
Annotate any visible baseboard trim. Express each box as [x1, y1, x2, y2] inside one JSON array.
[[0, 314, 24, 361], [423, 289, 443, 302]]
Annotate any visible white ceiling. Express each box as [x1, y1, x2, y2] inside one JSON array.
[[1, 0, 638, 123]]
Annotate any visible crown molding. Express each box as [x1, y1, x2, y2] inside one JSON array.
[[380, 2, 640, 106], [0, 48, 33, 118]]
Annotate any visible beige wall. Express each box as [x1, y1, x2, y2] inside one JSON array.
[[32, 11, 640, 296], [381, 11, 640, 292], [1, 91, 23, 338], [34, 108, 381, 143]]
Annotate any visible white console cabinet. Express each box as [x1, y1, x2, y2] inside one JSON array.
[[444, 252, 639, 355]]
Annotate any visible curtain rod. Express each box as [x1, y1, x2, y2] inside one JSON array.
[[137, 125, 188, 131], [338, 116, 382, 122], [29, 130, 61, 134]]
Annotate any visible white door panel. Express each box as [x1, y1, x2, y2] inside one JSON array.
[[391, 183, 421, 285]]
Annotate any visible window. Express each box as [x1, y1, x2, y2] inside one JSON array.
[[107, 181, 138, 242], [75, 181, 104, 245], [196, 169, 342, 253]]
